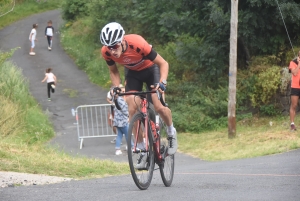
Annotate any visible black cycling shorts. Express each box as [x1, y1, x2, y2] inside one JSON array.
[[125, 64, 160, 92], [291, 88, 300, 96]]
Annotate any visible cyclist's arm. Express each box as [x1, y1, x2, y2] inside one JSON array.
[[151, 52, 169, 83], [108, 63, 121, 87]]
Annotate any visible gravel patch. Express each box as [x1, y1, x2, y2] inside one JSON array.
[[0, 171, 73, 188]]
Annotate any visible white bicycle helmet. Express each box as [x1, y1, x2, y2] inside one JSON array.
[[100, 22, 125, 46]]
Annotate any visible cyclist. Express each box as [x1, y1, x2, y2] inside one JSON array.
[[100, 22, 178, 167]]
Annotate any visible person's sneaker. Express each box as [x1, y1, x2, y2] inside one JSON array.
[[115, 150, 122, 155], [48, 98, 51, 101], [134, 154, 148, 169], [29, 52, 35, 56], [51, 84, 55, 89], [167, 128, 178, 155], [290, 124, 297, 131], [49, 47, 52, 51], [110, 137, 116, 144]]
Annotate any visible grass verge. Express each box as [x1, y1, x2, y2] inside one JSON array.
[[0, 50, 129, 179], [178, 116, 300, 161], [0, 0, 62, 30]]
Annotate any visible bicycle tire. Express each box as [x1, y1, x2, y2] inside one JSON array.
[[158, 116, 175, 187], [127, 112, 155, 190]]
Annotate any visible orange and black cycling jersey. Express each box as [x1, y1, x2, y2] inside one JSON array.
[[101, 34, 157, 71], [289, 60, 300, 89]]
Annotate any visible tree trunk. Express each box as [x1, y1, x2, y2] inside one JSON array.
[[228, 0, 239, 139]]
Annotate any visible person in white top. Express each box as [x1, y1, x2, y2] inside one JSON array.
[[45, 20, 54, 50], [29, 23, 38, 55], [41, 68, 57, 101]]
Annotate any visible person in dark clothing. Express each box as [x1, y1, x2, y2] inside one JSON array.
[[45, 20, 54, 50]]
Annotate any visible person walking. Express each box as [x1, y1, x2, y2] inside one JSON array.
[[41, 68, 57, 101], [45, 20, 54, 50], [289, 51, 300, 131], [29, 23, 38, 55]]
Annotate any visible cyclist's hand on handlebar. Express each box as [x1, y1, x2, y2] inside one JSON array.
[[111, 87, 122, 95], [114, 87, 122, 94], [151, 82, 166, 93], [110, 87, 122, 102]]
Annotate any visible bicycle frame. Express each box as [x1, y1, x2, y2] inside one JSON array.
[[114, 89, 174, 189], [115, 90, 165, 163], [132, 97, 163, 164]]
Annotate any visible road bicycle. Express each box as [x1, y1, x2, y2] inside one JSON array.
[[114, 88, 175, 190]]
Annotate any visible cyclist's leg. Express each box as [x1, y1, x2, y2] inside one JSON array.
[[125, 69, 144, 144], [146, 64, 177, 155], [125, 69, 143, 119], [145, 64, 173, 127]]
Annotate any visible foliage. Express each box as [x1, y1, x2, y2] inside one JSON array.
[[280, 67, 291, 94], [0, 48, 15, 66], [59, 0, 300, 132], [60, 17, 112, 88], [0, 0, 14, 15], [0, 0, 63, 30], [250, 66, 281, 107], [259, 104, 280, 116], [61, 0, 89, 21]]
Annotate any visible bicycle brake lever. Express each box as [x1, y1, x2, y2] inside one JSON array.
[[156, 90, 161, 100]]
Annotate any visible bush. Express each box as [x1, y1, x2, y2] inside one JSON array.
[[259, 104, 280, 116], [250, 66, 281, 107], [62, 0, 89, 21]]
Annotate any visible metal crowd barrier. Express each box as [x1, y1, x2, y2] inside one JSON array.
[[74, 104, 116, 149]]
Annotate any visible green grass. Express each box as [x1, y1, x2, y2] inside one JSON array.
[[0, 0, 62, 30], [63, 88, 78, 98], [0, 138, 129, 178], [0, 51, 129, 179], [178, 116, 300, 161]]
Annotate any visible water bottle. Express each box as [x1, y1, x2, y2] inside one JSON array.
[[71, 108, 75, 116]]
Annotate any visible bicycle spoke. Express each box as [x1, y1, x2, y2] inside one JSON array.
[[127, 113, 154, 190], [158, 115, 175, 187]]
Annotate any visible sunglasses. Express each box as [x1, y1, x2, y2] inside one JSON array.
[[108, 43, 121, 51]]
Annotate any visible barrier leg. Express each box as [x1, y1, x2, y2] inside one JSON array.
[[80, 138, 84, 149]]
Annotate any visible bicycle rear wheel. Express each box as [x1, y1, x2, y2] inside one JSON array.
[[127, 112, 155, 190], [158, 116, 175, 187]]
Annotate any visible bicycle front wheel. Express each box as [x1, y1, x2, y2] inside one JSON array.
[[159, 116, 175, 187], [127, 112, 155, 190]]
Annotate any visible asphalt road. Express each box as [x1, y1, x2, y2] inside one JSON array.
[[0, 10, 299, 201]]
